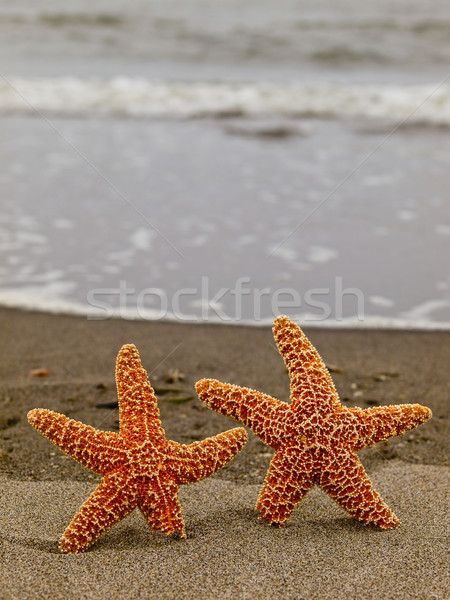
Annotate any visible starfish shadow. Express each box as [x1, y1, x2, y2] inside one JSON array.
[[183, 505, 269, 540], [4, 534, 60, 554], [278, 515, 394, 539], [3, 525, 185, 554], [327, 516, 398, 534], [92, 525, 186, 552]]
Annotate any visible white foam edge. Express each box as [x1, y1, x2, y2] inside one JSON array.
[[1, 77, 450, 124], [0, 293, 449, 331]]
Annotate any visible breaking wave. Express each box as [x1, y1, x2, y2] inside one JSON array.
[[1, 77, 449, 124]]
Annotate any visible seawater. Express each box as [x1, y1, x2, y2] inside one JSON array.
[[0, 0, 449, 328]]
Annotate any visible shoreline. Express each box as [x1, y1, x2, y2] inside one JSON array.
[[1, 299, 450, 332], [0, 306, 448, 598]]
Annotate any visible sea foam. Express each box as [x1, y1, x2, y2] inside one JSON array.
[[1, 77, 449, 124]]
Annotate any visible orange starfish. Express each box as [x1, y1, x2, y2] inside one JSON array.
[[28, 344, 247, 553], [196, 315, 432, 529]]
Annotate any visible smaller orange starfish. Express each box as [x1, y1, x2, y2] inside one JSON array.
[[28, 344, 247, 553], [196, 316, 432, 529]]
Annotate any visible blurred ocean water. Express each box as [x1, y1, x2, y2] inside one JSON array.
[[0, 0, 449, 327]]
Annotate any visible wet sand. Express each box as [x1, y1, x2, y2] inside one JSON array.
[[0, 307, 448, 599]]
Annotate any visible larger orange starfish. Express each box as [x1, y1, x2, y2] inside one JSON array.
[[196, 316, 432, 529], [28, 344, 247, 553]]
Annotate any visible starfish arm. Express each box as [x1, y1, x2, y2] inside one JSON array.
[[256, 449, 314, 525], [273, 315, 340, 413], [349, 404, 432, 451], [169, 428, 248, 484], [28, 408, 126, 475], [115, 344, 166, 446], [196, 379, 290, 448], [138, 473, 186, 538], [60, 472, 137, 553], [320, 449, 399, 529]]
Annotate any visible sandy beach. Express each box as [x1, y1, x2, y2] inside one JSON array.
[[0, 307, 448, 599]]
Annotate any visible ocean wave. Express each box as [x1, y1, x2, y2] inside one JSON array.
[[1, 77, 449, 124]]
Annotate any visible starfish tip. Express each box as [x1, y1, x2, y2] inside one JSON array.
[[195, 378, 215, 397], [118, 343, 140, 359], [169, 529, 187, 540], [272, 314, 305, 342], [27, 408, 44, 426], [59, 538, 79, 554], [421, 406, 432, 421], [115, 343, 148, 388], [272, 314, 291, 330], [233, 427, 249, 446], [27, 408, 37, 421], [375, 514, 400, 530], [384, 521, 399, 530]]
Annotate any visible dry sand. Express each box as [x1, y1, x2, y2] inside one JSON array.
[[0, 308, 448, 599]]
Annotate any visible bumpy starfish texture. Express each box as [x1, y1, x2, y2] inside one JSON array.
[[196, 316, 432, 529], [28, 344, 247, 553]]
